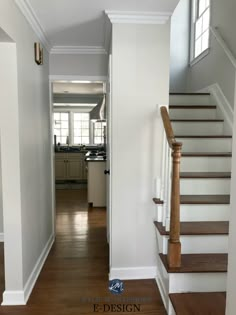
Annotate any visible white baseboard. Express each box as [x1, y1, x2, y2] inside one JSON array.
[[2, 233, 55, 306], [0, 233, 4, 242], [2, 291, 25, 305], [109, 266, 157, 280]]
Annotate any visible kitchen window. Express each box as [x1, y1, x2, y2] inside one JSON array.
[[53, 112, 69, 144], [73, 113, 90, 145], [93, 121, 106, 144], [191, 0, 211, 62]]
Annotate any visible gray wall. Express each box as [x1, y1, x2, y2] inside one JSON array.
[[0, 0, 53, 300], [50, 53, 108, 77], [170, 0, 190, 92]]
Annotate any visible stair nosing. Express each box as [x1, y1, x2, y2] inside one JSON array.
[[180, 194, 230, 205], [169, 92, 211, 95], [176, 135, 232, 138], [182, 152, 232, 157], [180, 172, 231, 179], [171, 119, 223, 122], [159, 253, 228, 273], [154, 221, 229, 236], [169, 105, 216, 109]]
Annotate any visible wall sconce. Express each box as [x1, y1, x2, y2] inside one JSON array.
[[34, 42, 43, 65]]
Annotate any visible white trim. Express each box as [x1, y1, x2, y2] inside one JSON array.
[[2, 234, 54, 305], [105, 11, 171, 25], [49, 75, 108, 83], [51, 46, 107, 55], [155, 276, 168, 309], [2, 291, 25, 306], [0, 233, 4, 242], [210, 26, 236, 70], [203, 83, 233, 132], [14, 0, 51, 51], [190, 48, 210, 67], [109, 266, 157, 280]]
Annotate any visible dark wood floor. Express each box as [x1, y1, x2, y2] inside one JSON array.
[[0, 189, 166, 314]]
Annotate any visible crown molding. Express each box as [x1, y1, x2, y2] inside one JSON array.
[[105, 11, 172, 25], [50, 46, 107, 55], [14, 0, 51, 51]]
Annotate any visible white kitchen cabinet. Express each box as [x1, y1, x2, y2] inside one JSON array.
[[88, 161, 106, 207], [55, 152, 87, 181]]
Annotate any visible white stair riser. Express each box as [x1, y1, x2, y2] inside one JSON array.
[[172, 121, 223, 136], [169, 273, 227, 293], [170, 108, 216, 120], [170, 95, 212, 105], [177, 138, 232, 153], [156, 233, 228, 254], [181, 157, 231, 172], [162, 235, 228, 254], [180, 204, 230, 222], [180, 178, 230, 195]]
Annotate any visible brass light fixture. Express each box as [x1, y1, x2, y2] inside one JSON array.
[[34, 42, 43, 65]]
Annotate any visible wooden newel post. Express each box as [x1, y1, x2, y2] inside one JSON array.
[[167, 142, 182, 268]]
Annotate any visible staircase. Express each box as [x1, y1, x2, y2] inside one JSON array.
[[154, 93, 231, 315]]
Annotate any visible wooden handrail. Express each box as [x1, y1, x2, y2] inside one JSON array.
[[160, 106, 182, 268]]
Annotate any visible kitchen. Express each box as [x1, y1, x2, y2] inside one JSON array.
[[53, 81, 108, 207]]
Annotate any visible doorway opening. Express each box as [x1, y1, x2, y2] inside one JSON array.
[[50, 78, 111, 283]]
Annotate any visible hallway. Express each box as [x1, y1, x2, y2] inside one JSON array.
[[0, 189, 166, 314]]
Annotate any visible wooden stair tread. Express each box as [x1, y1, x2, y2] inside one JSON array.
[[159, 253, 228, 273], [176, 135, 232, 138], [169, 292, 226, 315], [169, 92, 211, 95], [169, 105, 216, 109], [182, 152, 232, 157], [152, 198, 164, 205], [154, 221, 229, 235], [180, 195, 230, 204], [180, 172, 231, 178], [171, 119, 223, 122]]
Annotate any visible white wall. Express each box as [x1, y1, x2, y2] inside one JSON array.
[[187, 0, 236, 108], [110, 22, 170, 277], [170, 0, 190, 92], [0, 0, 53, 303], [50, 53, 108, 77]]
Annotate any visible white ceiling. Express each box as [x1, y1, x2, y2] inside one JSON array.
[[19, 0, 179, 51]]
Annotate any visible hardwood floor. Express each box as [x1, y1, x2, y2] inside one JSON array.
[[0, 189, 166, 314]]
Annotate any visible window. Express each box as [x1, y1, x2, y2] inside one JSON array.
[[193, 0, 210, 59], [93, 122, 106, 144], [53, 112, 69, 144], [73, 113, 90, 145]]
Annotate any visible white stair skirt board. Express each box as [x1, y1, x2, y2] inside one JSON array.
[[168, 299, 177, 315], [180, 178, 230, 195], [180, 204, 230, 222], [176, 138, 232, 153], [2, 234, 54, 306], [200, 83, 233, 134], [169, 95, 212, 106], [172, 121, 224, 136], [156, 233, 228, 254], [109, 266, 157, 280], [0, 233, 4, 242], [181, 156, 231, 172], [170, 108, 216, 120]]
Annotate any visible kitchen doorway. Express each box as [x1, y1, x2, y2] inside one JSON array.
[[49, 76, 111, 276]]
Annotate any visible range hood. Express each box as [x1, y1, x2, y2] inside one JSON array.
[[90, 94, 106, 121]]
